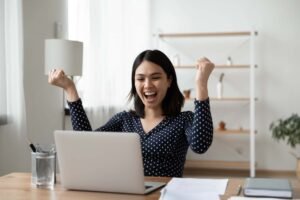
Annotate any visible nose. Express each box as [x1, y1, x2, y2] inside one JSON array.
[[144, 78, 153, 88]]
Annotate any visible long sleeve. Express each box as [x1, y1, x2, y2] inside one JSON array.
[[68, 99, 92, 131], [185, 98, 213, 153], [68, 99, 125, 132]]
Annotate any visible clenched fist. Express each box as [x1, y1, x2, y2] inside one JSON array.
[[195, 57, 215, 101], [195, 57, 215, 87], [48, 69, 79, 102]]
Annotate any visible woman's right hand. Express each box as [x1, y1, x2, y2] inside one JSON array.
[[48, 69, 79, 102], [48, 69, 73, 89]]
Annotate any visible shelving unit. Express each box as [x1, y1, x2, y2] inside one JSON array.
[[155, 30, 257, 177], [186, 97, 258, 101], [158, 31, 257, 38], [174, 64, 257, 69], [215, 129, 251, 135]]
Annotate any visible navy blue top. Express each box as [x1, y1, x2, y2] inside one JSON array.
[[68, 99, 213, 177]]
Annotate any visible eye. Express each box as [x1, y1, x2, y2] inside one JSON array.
[[135, 77, 144, 81], [152, 76, 161, 80]]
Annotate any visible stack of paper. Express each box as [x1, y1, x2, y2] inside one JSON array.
[[159, 178, 228, 200]]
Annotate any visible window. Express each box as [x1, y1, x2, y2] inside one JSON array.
[[0, 0, 7, 125]]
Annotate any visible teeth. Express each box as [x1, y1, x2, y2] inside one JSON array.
[[144, 92, 156, 96]]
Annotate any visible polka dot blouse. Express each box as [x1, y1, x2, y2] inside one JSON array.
[[68, 98, 213, 177]]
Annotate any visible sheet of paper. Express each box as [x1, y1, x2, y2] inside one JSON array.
[[159, 178, 228, 200]]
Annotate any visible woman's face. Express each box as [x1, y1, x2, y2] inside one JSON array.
[[134, 60, 172, 111]]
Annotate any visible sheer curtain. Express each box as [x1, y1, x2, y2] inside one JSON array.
[[0, 0, 28, 175], [0, 0, 6, 125], [68, 0, 151, 127]]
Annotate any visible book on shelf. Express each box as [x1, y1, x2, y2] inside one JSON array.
[[243, 178, 292, 199]]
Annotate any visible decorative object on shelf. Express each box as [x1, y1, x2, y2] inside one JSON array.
[[172, 54, 180, 67], [183, 89, 192, 99], [218, 121, 226, 131], [270, 114, 300, 178], [226, 56, 233, 66], [217, 73, 225, 99]]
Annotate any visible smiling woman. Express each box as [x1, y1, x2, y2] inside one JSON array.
[[48, 49, 215, 177]]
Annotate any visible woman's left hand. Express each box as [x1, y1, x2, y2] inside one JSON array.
[[195, 57, 214, 100], [195, 57, 215, 87]]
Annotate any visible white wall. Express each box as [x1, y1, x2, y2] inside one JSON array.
[[0, 0, 67, 176], [23, 0, 68, 143], [151, 0, 300, 170]]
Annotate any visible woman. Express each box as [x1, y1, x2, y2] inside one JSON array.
[[49, 49, 214, 177]]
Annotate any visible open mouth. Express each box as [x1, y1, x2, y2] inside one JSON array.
[[144, 91, 157, 101]]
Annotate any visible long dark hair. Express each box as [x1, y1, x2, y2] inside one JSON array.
[[128, 49, 184, 118]]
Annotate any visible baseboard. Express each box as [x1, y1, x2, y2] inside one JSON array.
[[184, 160, 295, 178], [184, 160, 252, 170]]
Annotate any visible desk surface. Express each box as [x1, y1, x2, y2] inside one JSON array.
[[1, 173, 300, 200]]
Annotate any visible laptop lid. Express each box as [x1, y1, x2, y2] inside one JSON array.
[[54, 130, 165, 194]]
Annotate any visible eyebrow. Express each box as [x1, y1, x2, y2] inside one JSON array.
[[135, 72, 162, 77]]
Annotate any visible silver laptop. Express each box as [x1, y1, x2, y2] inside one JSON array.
[[54, 130, 166, 194]]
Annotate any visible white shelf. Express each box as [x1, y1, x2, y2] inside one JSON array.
[[214, 129, 257, 135], [156, 30, 258, 177], [174, 64, 258, 69], [158, 31, 258, 38], [184, 97, 258, 102]]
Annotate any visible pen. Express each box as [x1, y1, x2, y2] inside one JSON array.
[[26, 138, 36, 152], [237, 185, 242, 195]]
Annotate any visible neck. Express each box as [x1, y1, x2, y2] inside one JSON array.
[[144, 107, 163, 119]]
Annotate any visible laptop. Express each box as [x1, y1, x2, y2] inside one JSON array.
[[54, 130, 166, 194]]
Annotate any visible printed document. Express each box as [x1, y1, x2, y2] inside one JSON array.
[[159, 178, 228, 200]]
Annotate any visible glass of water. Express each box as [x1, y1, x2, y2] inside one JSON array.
[[31, 145, 56, 188]]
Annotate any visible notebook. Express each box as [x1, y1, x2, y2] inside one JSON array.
[[54, 130, 166, 194], [243, 178, 292, 198]]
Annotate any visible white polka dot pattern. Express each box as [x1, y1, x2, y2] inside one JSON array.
[[67, 99, 213, 177]]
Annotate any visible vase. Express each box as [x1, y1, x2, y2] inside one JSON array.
[[217, 82, 223, 99], [227, 56, 233, 66]]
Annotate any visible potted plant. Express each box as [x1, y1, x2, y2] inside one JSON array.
[[270, 114, 300, 177]]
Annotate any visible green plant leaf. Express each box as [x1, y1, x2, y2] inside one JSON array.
[[270, 114, 300, 148]]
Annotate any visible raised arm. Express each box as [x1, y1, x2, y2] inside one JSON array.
[[48, 69, 125, 132], [48, 69, 90, 130], [185, 57, 214, 153]]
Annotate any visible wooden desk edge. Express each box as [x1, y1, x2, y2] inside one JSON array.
[[2, 173, 300, 199]]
